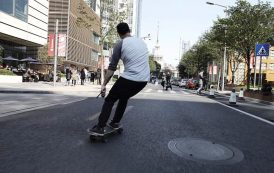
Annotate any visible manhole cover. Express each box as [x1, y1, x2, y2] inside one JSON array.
[[168, 138, 244, 164]]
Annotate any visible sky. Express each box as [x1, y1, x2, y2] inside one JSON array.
[[140, 0, 271, 66]]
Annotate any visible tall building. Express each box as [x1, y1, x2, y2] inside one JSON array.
[[48, 0, 100, 70], [153, 23, 164, 69], [0, 0, 49, 59], [117, 0, 141, 37]]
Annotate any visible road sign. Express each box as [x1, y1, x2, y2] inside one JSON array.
[[255, 43, 270, 56]]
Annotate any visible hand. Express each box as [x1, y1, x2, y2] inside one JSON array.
[[101, 85, 106, 97]]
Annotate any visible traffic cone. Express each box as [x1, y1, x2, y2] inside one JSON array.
[[238, 88, 245, 100], [229, 89, 237, 105], [208, 86, 215, 98]]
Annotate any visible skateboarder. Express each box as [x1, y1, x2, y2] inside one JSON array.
[[89, 22, 150, 134]]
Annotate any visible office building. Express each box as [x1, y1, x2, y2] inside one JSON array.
[[0, 0, 49, 59], [48, 0, 100, 70]]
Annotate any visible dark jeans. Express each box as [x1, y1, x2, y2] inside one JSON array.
[[81, 79, 85, 85], [98, 77, 147, 127]]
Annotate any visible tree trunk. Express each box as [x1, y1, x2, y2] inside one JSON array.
[[246, 48, 251, 90]]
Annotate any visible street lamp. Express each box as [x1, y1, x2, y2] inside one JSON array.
[[206, 1, 227, 91], [142, 33, 151, 40]]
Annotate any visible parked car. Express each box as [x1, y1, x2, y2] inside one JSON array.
[[171, 78, 180, 86], [179, 79, 188, 88], [185, 79, 199, 90]]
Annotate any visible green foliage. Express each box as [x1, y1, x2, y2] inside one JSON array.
[[78, 0, 128, 50], [149, 55, 161, 77], [181, 0, 274, 87], [0, 69, 16, 76], [149, 55, 156, 72], [37, 44, 51, 64]]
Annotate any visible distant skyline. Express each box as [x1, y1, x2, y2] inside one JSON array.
[[140, 0, 269, 66]]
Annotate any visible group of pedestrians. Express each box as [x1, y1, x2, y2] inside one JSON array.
[[65, 67, 88, 86]]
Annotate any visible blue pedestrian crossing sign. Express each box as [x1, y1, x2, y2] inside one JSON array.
[[255, 43, 270, 56]]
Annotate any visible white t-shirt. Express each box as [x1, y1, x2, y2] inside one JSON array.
[[108, 36, 150, 82]]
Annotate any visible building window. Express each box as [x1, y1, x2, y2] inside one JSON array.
[[92, 33, 99, 45], [262, 63, 267, 70], [91, 50, 98, 61], [269, 63, 274, 70], [0, 0, 28, 22], [90, 0, 96, 11], [270, 50, 274, 59]]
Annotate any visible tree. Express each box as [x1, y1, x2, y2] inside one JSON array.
[[37, 44, 51, 64], [212, 0, 274, 89], [37, 44, 64, 72], [77, 0, 128, 83], [149, 55, 162, 78], [149, 55, 156, 72]]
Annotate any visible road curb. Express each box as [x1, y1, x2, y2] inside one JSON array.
[[214, 92, 274, 106], [0, 90, 53, 94]]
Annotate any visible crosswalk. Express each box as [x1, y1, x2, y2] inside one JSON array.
[[143, 88, 191, 95]]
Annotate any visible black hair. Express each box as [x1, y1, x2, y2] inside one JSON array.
[[116, 22, 130, 35]]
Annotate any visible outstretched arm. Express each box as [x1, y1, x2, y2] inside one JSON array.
[[103, 69, 115, 86]]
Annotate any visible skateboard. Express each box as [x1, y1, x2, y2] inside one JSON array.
[[87, 125, 123, 143]]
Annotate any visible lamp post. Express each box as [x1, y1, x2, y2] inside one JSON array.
[[206, 1, 227, 91], [142, 33, 151, 40]]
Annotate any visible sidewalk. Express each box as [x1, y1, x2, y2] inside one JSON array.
[[0, 81, 112, 95]]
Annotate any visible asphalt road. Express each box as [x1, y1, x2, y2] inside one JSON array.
[[0, 84, 274, 173]]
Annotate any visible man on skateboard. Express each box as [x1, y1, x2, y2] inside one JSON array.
[[89, 22, 150, 135]]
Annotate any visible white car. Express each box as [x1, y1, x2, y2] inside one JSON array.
[[179, 79, 188, 88]]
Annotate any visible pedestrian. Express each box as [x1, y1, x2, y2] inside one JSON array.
[[89, 22, 150, 134], [96, 71, 101, 85], [65, 67, 72, 86], [80, 68, 86, 85], [84, 68, 88, 83], [197, 71, 204, 95], [165, 73, 172, 90], [90, 72, 95, 84], [161, 78, 165, 90], [71, 67, 77, 86]]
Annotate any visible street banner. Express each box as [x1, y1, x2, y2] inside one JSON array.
[[209, 65, 218, 75], [58, 34, 66, 57], [213, 66, 217, 74], [48, 34, 55, 57]]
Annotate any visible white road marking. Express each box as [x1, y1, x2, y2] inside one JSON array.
[[157, 90, 163, 93], [181, 91, 190, 95], [170, 91, 176, 94], [216, 101, 274, 126], [0, 98, 86, 118], [144, 89, 152, 93]]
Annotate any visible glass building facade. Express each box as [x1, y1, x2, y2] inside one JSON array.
[[0, 0, 28, 22]]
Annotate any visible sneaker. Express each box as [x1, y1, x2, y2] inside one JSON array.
[[108, 122, 121, 129], [89, 125, 104, 135]]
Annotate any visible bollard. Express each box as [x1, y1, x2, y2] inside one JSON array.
[[229, 89, 237, 105], [238, 88, 245, 100], [208, 86, 215, 98]]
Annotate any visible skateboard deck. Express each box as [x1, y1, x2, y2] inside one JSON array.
[[87, 125, 123, 143]]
